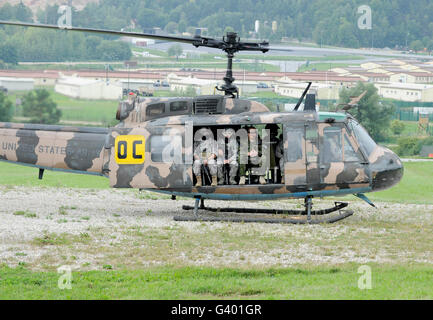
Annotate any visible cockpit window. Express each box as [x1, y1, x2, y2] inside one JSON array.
[[285, 127, 303, 162], [146, 103, 165, 116], [170, 101, 188, 112], [343, 134, 360, 162], [348, 120, 377, 156], [323, 126, 343, 162]]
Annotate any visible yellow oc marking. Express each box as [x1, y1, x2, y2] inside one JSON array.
[[115, 135, 145, 164]]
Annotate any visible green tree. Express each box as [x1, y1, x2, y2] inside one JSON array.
[[13, 2, 33, 22], [224, 26, 235, 35], [396, 137, 422, 156], [339, 82, 395, 142], [167, 44, 183, 60], [178, 13, 187, 33], [0, 43, 18, 64], [0, 3, 14, 20], [337, 19, 359, 48], [0, 91, 13, 122], [410, 40, 424, 52], [36, 4, 59, 24], [5, 0, 433, 52], [165, 21, 178, 34], [96, 41, 132, 61], [390, 120, 405, 135], [22, 89, 61, 124]]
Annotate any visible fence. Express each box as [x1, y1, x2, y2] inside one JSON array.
[[395, 109, 433, 122], [250, 97, 433, 121]]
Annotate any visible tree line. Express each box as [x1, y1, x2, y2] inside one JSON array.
[[34, 0, 433, 50], [0, 3, 131, 64], [1, 0, 433, 65]]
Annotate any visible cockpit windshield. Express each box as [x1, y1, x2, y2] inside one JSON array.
[[348, 119, 377, 157]]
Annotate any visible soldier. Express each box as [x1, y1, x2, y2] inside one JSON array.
[[217, 128, 239, 185], [275, 137, 285, 184], [239, 126, 267, 185], [265, 124, 279, 183], [193, 127, 217, 186]]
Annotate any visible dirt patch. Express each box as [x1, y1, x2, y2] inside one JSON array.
[[1, 186, 432, 271]]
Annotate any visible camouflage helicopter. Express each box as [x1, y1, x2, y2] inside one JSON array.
[[0, 21, 404, 224]]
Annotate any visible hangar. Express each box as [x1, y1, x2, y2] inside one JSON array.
[[0, 77, 34, 92], [55, 77, 122, 100]]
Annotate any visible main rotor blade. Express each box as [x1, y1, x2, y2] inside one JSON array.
[[0, 20, 289, 53], [0, 20, 200, 44], [240, 44, 293, 53], [265, 46, 293, 52]]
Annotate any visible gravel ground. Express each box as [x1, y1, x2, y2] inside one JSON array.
[[1, 185, 432, 271]]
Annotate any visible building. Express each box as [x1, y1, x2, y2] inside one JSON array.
[[0, 70, 58, 86], [119, 79, 156, 91], [64, 70, 163, 83], [0, 77, 34, 91], [274, 79, 342, 100], [331, 68, 391, 83], [377, 83, 433, 102], [167, 74, 222, 95], [389, 72, 433, 84], [279, 72, 363, 86], [55, 77, 122, 100]]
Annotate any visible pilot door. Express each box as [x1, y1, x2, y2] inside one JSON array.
[[107, 125, 193, 189], [283, 122, 320, 187], [318, 123, 369, 188], [304, 122, 321, 186]]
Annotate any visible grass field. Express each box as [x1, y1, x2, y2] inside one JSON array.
[[1, 153, 432, 300], [368, 162, 433, 204], [0, 162, 109, 189], [10, 89, 118, 125], [1, 264, 432, 299], [47, 90, 117, 125]]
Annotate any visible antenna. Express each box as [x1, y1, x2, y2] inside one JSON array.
[[293, 82, 312, 111]]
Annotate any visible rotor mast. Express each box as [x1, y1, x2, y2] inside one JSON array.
[[219, 32, 240, 98], [192, 31, 270, 98]]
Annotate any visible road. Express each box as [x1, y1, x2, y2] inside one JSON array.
[[148, 41, 433, 60]]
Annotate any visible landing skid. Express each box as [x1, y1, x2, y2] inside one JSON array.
[[174, 197, 354, 224]]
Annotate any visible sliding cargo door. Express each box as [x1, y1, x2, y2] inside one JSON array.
[[304, 121, 321, 186]]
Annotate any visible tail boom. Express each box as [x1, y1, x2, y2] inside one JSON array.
[[0, 122, 109, 175]]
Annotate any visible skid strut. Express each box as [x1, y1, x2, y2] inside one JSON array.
[[176, 197, 353, 224]]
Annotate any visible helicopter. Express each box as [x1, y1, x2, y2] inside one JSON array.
[[0, 20, 404, 224]]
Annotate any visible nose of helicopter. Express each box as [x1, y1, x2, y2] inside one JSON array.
[[370, 147, 404, 192]]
